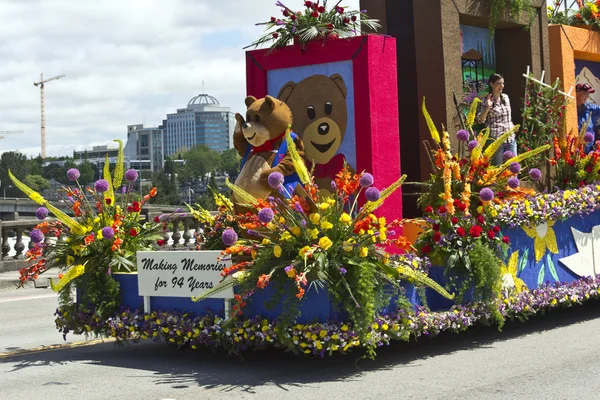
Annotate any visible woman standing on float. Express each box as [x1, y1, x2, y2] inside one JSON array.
[[477, 73, 517, 166]]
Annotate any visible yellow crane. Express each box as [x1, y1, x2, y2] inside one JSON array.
[[0, 130, 23, 140], [34, 73, 65, 159]]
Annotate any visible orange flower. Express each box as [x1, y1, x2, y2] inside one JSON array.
[[73, 201, 82, 217], [111, 237, 123, 252], [257, 274, 270, 289], [149, 187, 157, 197], [296, 286, 305, 299], [84, 234, 95, 245]]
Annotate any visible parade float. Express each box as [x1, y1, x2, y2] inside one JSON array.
[[11, 1, 600, 359]]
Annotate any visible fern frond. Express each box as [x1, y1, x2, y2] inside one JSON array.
[[103, 154, 115, 204], [112, 139, 124, 189], [466, 97, 481, 128]]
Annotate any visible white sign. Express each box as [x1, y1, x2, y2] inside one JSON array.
[[136, 251, 233, 298]]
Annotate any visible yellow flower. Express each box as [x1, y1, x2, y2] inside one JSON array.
[[273, 245, 282, 258], [343, 238, 355, 252], [360, 247, 369, 257], [267, 222, 277, 231], [341, 324, 349, 331], [66, 255, 75, 266], [522, 221, 558, 263], [477, 206, 484, 214], [285, 266, 296, 278], [262, 238, 271, 245], [319, 203, 330, 211], [318, 236, 333, 250], [320, 221, 333, 230], [93, 217, 100, 223], [280, 231, 292, 241], [299, 246, 313, 259], [319, 329, 328, 338], [326, 198, 336, 206], [499, 250, 527, 293], [490, 209, 498, 217], [279, 216, 286, 224], [339, 213, 352, 225], [291, 226, 301, 236], [97, 230, 104, 239], [309, 213, 321, 224], [308, 228, 320, 240], [379, 232, 387, 241]]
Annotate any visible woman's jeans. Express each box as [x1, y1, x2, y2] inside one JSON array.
[[486, 140, 517, 166]]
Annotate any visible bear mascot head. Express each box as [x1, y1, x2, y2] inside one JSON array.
[[232, 95, 305, 211], [277, 74, 351, 195]]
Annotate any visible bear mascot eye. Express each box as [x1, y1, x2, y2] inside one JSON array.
[[324, 101, 333, 115], [307, 105, 316, 120], [255, 114, 261, 123]]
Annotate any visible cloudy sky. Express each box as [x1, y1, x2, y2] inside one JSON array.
[[0, 0, 360, 158], [0, 0, 560, 158]]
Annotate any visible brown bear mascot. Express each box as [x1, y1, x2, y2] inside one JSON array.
[[232, 95, 305, 210]]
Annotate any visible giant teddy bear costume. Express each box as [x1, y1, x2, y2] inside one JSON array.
[[233, 95, 305, 208]]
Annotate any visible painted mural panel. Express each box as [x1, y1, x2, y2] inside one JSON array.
[[460, 25, 497, 105], [575, 59, 600, 105]]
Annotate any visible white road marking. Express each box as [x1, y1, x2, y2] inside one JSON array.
[[0, 293, 57, 303]]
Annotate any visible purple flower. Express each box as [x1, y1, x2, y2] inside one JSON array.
[[125, 169, 139, 183], [365, 187, 380, 202], [331, 180, 337, 189], [456, 129, 469, 142], [268, 172, 284, 189], [67, 168, 80, 181], [508, 162, 521, 174], [359, 172, 374, 188], [479, 188, 494, 201], [529, 168, 542, 181], [30, 229, 44, 244], [95, 179, 109, 193], [584, 131, 595, 143], [339, 267, 347, 274], [503, 151, 515, 162], [507, 176, 520, 189], [222, 228, 238, 246], [258, 207, 274, 223], [284, 265, 293, 274], [467, 140, 479, 151], [35, 207, 49, 220], [102, 227, 115, 239]]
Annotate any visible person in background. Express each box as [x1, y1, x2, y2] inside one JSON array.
[[576, 83, 600, 154], [477, 74, 517, 166]]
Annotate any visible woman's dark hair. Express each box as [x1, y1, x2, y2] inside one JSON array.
[[489, 73, 504, 85]]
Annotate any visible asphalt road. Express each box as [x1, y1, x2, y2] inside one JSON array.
[[1, 287, 600, 399]]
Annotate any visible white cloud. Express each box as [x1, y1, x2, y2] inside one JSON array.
[[0, 0, 360, 157]]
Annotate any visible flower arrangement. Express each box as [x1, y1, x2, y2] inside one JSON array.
[[488, 184, 600, 228], [550, 128, 600, 190], [193, 130, 453, 358], [54, 275, 600, 357], [246, 1, 381, 51], [548, 1, 600, 30], [11, 141, 164, 319], [519, 75, 568, 173]]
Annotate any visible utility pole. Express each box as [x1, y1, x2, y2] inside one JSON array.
[[34, 73, 65, 159]]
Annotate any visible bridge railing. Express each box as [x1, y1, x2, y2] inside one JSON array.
[[0, 206, 207, 273]]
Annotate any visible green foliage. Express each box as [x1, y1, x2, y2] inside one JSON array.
[[488, 0, 536, 41], [23, 175, 50, 192], [178, 145, 220, 184], [150, 168, 180, 205], [220, 148, 241, 180]]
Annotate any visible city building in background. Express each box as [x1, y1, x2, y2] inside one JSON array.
[[162, 93, 235, 157], [124, 124, 164, 172]]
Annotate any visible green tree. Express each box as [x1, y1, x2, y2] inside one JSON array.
[[23, 175, 50, 192], [79, 159, 95, 185], [220, 148, 240, 180], [0, 151, 28, 197], [183, 145, 220, 181], [150, 169, 179, 205]]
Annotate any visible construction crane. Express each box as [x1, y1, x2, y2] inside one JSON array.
[[33, 73, 65, 159], [0, 130, 23, 140]]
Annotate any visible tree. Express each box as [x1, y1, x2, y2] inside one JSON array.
[[183, 145, 220, 181], [150, 169, 179, 205], [79, 159, 95, 185], [0, 151, 28, 197], [23, 175, 50, 192], [220, 148, 241, 180]]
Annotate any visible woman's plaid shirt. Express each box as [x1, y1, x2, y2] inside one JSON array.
[[477, 93, 515, 142]]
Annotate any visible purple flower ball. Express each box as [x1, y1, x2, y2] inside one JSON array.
[[35, 207, 49, 220], [267, 172, 284, 189], [339, 267, 347, 274], [125, 169, 139, 183], [95, 179, 109, 193], [529, 168, 542, 181], [359, 172, 374, 188], [365, 187, 380, 202], [222, 228, 238, 246], [507, 176, 520, 189], [467, 140, 479, 151], [258, 207, 274, 223], [456, 129, 469, 142], [30, 229, 44, 244], [508, 162, 521, 174], [67, 168, 80, 181], [479, 187, 494, 202], [584, 131, 595, 143], [101, 226, 115, 239], [503, 151, 515, 162]]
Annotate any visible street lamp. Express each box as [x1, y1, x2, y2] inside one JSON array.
[[3, 184, 12, 199], [188, 188, 194, 204]]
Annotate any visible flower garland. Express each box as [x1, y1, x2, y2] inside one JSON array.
[[55, 276, 600, 358], [488, 184, 600, 228]]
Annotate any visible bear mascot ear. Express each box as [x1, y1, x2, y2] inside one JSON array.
[[245, 96, 257, 107], [265, 95, 278, 110], [277, 81, 296, 103], [330, 74, 347, 98]]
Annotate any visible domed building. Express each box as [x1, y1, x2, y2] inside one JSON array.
[[161, 93, 235, 157]]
